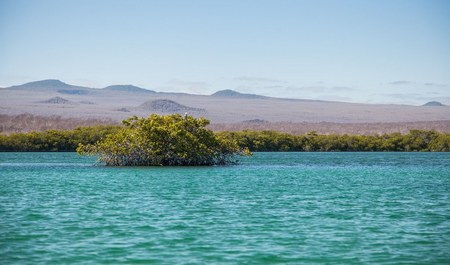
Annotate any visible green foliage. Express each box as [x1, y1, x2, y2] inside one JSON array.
[[77, 114, 249, 166], [218, 129, 450, 152], [0, 125, 120, 152], [1, 121, 449, 155]]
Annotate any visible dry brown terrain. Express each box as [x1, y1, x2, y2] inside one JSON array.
[[209, 120, 450, 135], [1, 80, 450, 134], [0, 114, 116, 133], [2, 114, 450, 135]]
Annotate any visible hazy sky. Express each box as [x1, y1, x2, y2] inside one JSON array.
[[1, 0, 449, 104]]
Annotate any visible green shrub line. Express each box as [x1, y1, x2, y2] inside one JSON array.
[[218, 130, 450, 152], [0, 125, 121, 152], [1, 115, 450, 153]]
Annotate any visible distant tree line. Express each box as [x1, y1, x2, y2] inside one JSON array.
[[218, 130, 450, 152], [1, 126, 449, 152], [0, 125, 121, 152]]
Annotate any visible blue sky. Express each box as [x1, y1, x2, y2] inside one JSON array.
[[1, 0, 449, 104]]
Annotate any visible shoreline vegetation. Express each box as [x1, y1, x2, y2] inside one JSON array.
[[0, 114, 449, 153]]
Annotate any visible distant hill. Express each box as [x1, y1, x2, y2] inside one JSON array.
[[8, 79, 94, 96], [9, 79, 78, 90], [103, 85, 155, 93], [2, 79, 450, 126], [211, 89, 268, 99], [423, 101, 445, 106], [138, 99, 206, 114], [7, 79, 161, 95]]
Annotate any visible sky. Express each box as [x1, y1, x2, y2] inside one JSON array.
[[0, 0, 449, 105]]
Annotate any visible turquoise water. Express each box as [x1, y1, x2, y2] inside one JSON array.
[[1, 152, 450, 264]]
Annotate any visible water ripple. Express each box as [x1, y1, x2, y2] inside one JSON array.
[[1, 152, 449, 264]]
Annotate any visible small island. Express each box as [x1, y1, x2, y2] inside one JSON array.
[[77, 114, 250, 166]]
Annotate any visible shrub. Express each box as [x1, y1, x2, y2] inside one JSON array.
[[77, 114, 250, 166]]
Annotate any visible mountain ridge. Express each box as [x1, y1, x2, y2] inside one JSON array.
[[103, 85, 155, 93], [9, 79, 77, 90], [7, 80, 276, 100], [3, 79, 449, 108], [423, 101, 445, 107], [211, 89, 268, 99], [138, 99, 206, 114]]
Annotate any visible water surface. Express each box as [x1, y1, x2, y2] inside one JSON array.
[[1, 152, 449, 264]]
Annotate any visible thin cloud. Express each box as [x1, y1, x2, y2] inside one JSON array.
[[296, 86, 354, 92], [388, 80, 415, 85], [296, 86, 327, 92], [316, 95, 353, 102], [372, 92, 439, 105], [382, 93, 427, 100], [168, 79, 209, 87], [260, 85, 285, 89], [331, 86, 355, 91], [165, 79, 211, 94], [424, 82, 447, 88], [234, 76, 286, 84]]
